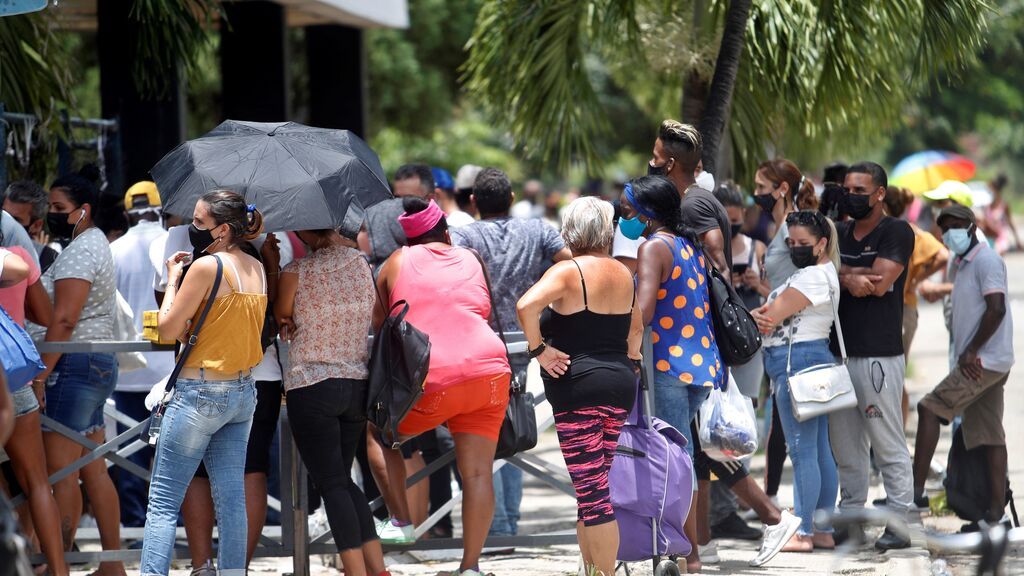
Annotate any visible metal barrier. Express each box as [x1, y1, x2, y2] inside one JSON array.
[[28, 334, 579, 572]]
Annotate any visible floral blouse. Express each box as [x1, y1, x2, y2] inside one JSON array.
[[283, 244, 376, 391]]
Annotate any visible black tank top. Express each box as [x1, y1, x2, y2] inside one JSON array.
[[540, 260, 633, 357], [539, 260, 636, 413]]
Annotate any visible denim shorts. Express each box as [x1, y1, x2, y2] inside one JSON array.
[[12, 386, 39, 418], [44, 353, 118, 435]]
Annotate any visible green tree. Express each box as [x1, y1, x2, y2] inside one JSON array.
[[464, 0, 990, 178]]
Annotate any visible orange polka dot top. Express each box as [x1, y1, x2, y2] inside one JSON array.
[[649, 234, 723, 389]]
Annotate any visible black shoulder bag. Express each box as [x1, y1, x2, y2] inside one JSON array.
[[465, 249, 538, 460], [365, 260, 431, 449], [702, 247, 762, 366], [140, 255, 224, 446]]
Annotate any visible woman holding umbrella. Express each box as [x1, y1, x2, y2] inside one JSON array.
[[142, 190, 267, 576]]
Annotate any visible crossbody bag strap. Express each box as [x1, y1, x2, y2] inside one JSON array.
[[830, 286, 848, 362], [164, 254, 224, 394]]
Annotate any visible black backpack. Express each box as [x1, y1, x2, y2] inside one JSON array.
[[702, 251, 762, 366], [366, 299, 431, 449], [945, 426, 1018, 525]]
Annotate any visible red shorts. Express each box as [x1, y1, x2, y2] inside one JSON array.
[[398, 372, 511, 441]]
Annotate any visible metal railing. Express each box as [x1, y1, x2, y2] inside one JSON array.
[[28, 334, 579, 573]]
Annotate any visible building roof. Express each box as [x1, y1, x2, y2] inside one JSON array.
[[53, 0, 409, 30]]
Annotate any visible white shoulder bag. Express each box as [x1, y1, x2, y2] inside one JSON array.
[[786, 287, 857, 422]]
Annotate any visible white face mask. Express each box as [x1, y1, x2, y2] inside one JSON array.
[[696, 171, 715, 191]]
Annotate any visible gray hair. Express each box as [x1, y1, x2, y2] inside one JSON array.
[[4, 180, 48, 222], [560, 196, 613, 252]]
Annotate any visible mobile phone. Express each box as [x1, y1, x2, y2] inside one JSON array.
[[732, 264, 749, 276]]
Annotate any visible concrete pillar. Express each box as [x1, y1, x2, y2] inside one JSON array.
[[97, 0, 185, 191], [305, 24, 366, 136], [220, 1, 289, 122]]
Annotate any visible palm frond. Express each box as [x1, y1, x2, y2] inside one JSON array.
[[463, 0, 641, 173], [0, 12, 73, 118], [129, 0, 223, 98]]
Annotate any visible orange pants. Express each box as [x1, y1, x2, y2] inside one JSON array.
[[398, 373, 511, 441]]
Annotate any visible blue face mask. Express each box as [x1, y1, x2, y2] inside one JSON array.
[[619, 215, 647, 240], [942, 227, 973, 256]]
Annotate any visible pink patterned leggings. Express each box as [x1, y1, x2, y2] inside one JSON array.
[[553, 405, 629, 526]]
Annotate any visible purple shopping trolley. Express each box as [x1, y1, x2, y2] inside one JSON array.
[[609, 338, 693, 576]]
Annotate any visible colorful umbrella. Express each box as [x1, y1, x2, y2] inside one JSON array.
[[890, 151, 976, 194]]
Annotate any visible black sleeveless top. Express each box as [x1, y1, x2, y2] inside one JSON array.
[[539, 260, 637, 413]]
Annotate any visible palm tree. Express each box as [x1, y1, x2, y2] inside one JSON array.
[[464, 0, 990, 176], [0, 1, 220, 120]]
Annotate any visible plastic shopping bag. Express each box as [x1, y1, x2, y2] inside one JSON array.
[[698, 372, 758, 462]]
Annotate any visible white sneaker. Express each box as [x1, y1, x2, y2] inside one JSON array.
[[699, 540, 720, 564], [379, 519, 416, 544], [749, 509, 801, 567]]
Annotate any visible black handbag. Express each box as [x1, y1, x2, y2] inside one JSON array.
[[140, 255, 223, 446], [702, 248, 762, 366], [465, 249, 538, 459], [366, 263, 431, 449]]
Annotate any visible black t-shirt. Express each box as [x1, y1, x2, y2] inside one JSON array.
[[830, 217, 915, 357], [681, 186, 733, 268]]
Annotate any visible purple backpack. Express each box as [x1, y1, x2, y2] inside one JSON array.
[[610, 384, 694, 562]]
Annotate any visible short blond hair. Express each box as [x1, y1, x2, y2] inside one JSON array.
[[560, 196, 614, 253]]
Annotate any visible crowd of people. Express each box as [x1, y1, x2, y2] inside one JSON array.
[[0, 117, 1016, 576]]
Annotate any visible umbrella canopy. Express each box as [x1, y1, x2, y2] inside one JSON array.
[[151, 120, 392, 235], [890, 151, 976, 194]]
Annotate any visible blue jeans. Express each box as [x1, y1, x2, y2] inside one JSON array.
[[113, 391, 154, 528], [652, 372, 711, 458], [490, 359, 528, 536], [44, 353, 118, 434], [141, 375, 257, 576], [764, 340, 839, 535], [490, 465, 523, 536]]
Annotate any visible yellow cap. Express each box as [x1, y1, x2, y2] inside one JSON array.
[[124, 181, 161, 211], [922, 180, 973, 207]]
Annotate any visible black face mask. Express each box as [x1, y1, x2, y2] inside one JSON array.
[[188, 223, 218, 253], [647, 161, 669, 177], [789, 245, 818, 269], [754, 193, 777, 214], [844, 193, 874, 220], [730, 223, 743, 238], [46, 210, 83, 240]]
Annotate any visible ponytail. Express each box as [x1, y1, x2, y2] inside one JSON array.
[[823, 216, 840, 270], [243, 204, 264, 240], [796, 175, 818, 211]]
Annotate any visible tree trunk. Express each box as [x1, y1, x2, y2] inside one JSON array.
[[680, 69, 708, 126], [697, 0, 752, 177]]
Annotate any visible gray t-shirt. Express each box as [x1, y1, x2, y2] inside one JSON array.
[[365, 198, 407, 269], [451, 217, 565, 333], [950, 243, 1014, 373], [1, 210, 40, 268], [42, 227, 116, 341], [765, 221, 799, 291]]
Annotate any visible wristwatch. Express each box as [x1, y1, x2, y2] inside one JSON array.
[[528, 342, 547, 358]]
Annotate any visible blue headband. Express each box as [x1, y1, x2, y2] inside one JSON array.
[[246, 204, 256, 214], [623, 183, 658, 220]]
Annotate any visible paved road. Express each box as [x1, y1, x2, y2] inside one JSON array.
[[73, 253, 1024, 575]]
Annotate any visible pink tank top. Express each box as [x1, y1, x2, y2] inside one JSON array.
[[390, 245, 510, 393]]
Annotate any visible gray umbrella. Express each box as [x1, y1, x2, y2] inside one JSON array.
[[151, 120, 392, 236]]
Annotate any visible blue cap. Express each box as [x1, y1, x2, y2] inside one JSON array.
[[431, 167, 455, 192]]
